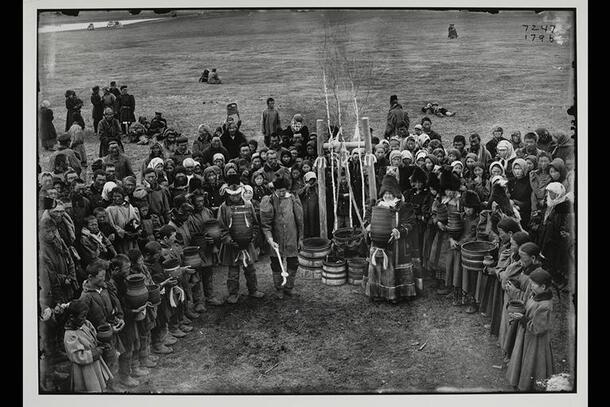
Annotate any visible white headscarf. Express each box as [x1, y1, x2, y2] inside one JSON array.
[[101, 181, 118, 201], [496, 140, 517, 164], [401, 150, 413, 161], [544, 182, 568, 222], [148, 157, 164, 169]]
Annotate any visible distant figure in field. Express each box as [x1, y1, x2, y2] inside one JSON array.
[[208, 68, 222, 84], [199, 69, 209, 83], [448, 24, 458, 39], [384, 94, 410, 139], [421, 102, 456, 117]]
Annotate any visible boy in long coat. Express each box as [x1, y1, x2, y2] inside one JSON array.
[[260, 177, 304, 298]]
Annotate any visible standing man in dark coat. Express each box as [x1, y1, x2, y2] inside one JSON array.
[[220, 121, 247, 160], [262, 97, 281, 147], [384, 95, 410, 139], [91, 86, 104, 133], [485, 126, 508, 159], [98, 107, 124, 157], [260, 178, 304, 299], [39, 100, 57, 151], [117, 85, 136, 135], [65, 90, 84, 132]]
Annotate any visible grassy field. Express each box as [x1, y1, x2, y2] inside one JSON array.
[[37, 9, 576, 393]]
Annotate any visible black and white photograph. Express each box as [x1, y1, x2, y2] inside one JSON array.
[[23, 1, 587, 405]]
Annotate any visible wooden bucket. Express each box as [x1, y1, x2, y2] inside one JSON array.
[[301, 237, 332, 259], [461, 241, 498, 274], [298, 255, 324, 268], [322, 256, 346, 286], [370, 206, 395, 248], [346, 257, 367, 285]]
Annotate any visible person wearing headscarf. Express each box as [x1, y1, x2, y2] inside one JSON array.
[[192, 124, 213, 155], [63, 299, 114, 392], [299, 171, 320, 239], [40, 100, 58, 151], [304, 141, 317, 163], [509, 131, 524, 152], [548, 157, 571, 195], [537, 182, 573, 289], [506, 268, 554, 391], [202, 165, 223, 213], [508, 158, 533, 229], [363, 174, 416, 303], [495, 140, 517, 179], [496, 236, 537, 363], [105, 186, 141, 254]]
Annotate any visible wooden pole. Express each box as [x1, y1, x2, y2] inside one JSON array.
[[322, 140, 365, 150], [362, 117, 377, 203], [316, 119, 328, 240]]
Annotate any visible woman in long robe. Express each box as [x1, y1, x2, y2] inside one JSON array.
[[363, 175, 416, 303]]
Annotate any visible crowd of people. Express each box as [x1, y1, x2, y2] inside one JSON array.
[[37, 87, 576, 393]]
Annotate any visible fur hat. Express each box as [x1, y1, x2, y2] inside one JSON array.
[[225, 174, 242, 194], [462, 190, 481, 209], [439, 167, 461, 192], [390, 94, 398, 104], [273, 177, 289, 190], [379, 174, 401, 198], [410, 166, 428, 184], [389, 150, 402, 163]]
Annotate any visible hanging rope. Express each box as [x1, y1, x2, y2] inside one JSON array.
[[339, 144, 352, 228], [351, 89, 366, 219]]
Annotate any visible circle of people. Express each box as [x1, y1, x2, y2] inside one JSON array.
[[37, 87, 575, 393]]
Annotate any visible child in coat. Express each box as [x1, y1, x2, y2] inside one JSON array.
[[506, 268, 554, 391]]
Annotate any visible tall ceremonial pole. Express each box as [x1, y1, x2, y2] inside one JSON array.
[[316, 119, 328, 240], [362, 117, 377, 203]]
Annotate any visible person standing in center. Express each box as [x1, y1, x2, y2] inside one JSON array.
[[262, 97, 281, 147], [260, 177, 304, 299]]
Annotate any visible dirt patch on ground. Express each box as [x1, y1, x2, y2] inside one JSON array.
[[113, 256, 573, 394]]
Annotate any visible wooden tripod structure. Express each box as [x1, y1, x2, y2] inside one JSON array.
[[315, 117, 377, 240]]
